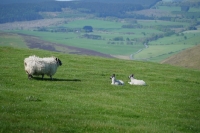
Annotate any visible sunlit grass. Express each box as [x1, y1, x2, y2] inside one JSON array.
[[0, 46, 200, 132]]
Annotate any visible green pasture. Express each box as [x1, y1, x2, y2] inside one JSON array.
[[133, 45, 193, 62], [86, 28, 163, 42], [63, 19, 123, 29], [8, 27, 199, 62], [60, 37, 144, 55], [11, 30, 144, 55], [149, 32, 200, 45], [134, 32, 200, 62], [111, 28, 162, 33], [0, 33, 27, 48], [157, 6, 181, 12], [0, 46, 200, 132], [137, 20, 189, 27], [188, 7, 200, 12], [3, 17, 197, 62]]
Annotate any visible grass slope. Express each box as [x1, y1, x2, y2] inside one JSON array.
[[161, 44, 200, 70], [0, 32, 27, 48], [0, 46, 200, 133]]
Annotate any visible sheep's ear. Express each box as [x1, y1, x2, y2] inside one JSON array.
[[55, 58, 58, 61]]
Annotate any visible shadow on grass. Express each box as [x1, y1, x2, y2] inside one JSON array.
[[32, 77, 81, 82]]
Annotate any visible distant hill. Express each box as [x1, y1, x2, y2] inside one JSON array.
[[0, 0, 161, 4], [80, 0, 161, 7], [80, 0, 161, 3], [0, 0, 53, 4], [0, 0, 160, 23], [161, 44, 200, 70], [162, 0, 184, 2]]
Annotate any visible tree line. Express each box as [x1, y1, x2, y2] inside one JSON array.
[[0, 1, 160, 24], [1, 0, 199, 24]]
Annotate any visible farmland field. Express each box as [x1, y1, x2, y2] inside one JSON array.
[[4, 17, 198, 62], [133, 45, 193, 62], [1, 0, 200, 62], [62, 19, 123, 29], [157, 6, 181, 12], [137, 20, 189, 27], [149, 32, 200, 46]]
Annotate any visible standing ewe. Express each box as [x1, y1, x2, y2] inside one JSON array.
[[24, 55, 62, 80], [128, 74, 146, 85], [110, 74, 124, 85]]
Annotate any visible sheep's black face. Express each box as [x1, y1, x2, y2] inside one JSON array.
[[110, 74, 115, 79], [128, 74, 134, 79], [56, 58, 62, 66]]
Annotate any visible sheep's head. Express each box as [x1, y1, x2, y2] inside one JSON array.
[[128, 74, 134, 79], [110, 74, 115, 79], [56, 58, 62, 66]]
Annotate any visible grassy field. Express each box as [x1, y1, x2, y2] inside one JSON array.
[[0, 46, 200, 132], [133, 45, 192, 62], [62, 19, 123, 29], [137, 20, 189, 27], [149, 33, 200, 46], [157, 6, 181, 12], [134, 31, 200, 61], [10, 30, 144, 56]]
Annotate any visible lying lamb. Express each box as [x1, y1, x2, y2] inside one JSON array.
[[110, 74, 124, 85], [24, 55, 62, 80], [128, 74, 146, 85]]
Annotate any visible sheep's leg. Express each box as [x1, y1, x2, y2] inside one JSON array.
[[26, 71, 32, 79], [42, 74, 44, 80], [50, 75, 53, 80], [28, 74, 33, 79]]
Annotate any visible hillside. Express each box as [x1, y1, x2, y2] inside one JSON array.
[[0, 0, 54, 4], [161, 44, 200, 70], [0, 46, 200, 132]]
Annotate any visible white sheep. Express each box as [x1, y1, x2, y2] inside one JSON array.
[[110, 74, 124, 85], [128, 74, 146, 85], [24, 55, 62, 80]]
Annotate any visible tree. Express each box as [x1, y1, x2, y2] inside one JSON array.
[[83, 26, 93, 32], [181, 6, 189, 12]]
